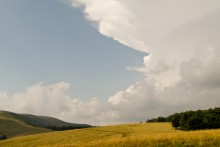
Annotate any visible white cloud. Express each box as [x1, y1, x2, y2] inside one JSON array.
[[0, 82, 102, 124], [1, 1, 220, 125], [1, 44, 220, 125], [71, 0, 148, 52], [71, 0, 220, 90], [71, 0, 220, 56], [70, 0, 220, 124], [106, 44, 220, 123]]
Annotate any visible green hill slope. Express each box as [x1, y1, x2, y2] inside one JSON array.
[[0, 110, 90, 128], [0, 110, 91, 138], [13, 113, 90, 128], [0, 123, 219, 146], [0, 111, 51, 138]]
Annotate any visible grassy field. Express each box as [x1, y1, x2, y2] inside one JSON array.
[[0, 122, 220, 146], [0, 111, 51, 138], [0, 110, 91, 139]]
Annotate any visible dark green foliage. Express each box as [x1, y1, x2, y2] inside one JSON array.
[[45, 125, 92, 131], [171, 113, 181, 129], [146, 116, 168, 122], [179, 111, 195, 130], [146, 107, 220, 131], [171, 107, 220, 130]]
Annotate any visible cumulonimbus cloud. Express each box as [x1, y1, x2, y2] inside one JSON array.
[[1, 43, 220, 124], [71, 0, 220, 89], [70, 0, 220, 123], [1, 1, 220, 125]]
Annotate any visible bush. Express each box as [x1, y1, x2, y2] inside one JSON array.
[[0, 135, 7, 140]]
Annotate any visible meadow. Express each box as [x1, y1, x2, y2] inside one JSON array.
[[0, 112, 51, 138], [0, 123, 220, 147]]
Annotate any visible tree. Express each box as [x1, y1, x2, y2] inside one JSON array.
[[171, 113, 181, 129], [157, 117, 166, 122], [187, 111, 204, 130]]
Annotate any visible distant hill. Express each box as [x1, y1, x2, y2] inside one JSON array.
[[0, 110, 91, 138], [0, 111, 51, 138]]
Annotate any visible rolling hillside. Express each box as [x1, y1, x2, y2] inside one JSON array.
[[0, 111, 51, 138], [0, 110, 91, 138], [0, 123, 219, 146]]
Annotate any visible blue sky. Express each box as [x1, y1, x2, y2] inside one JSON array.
[[0, 0, 144, 100], [1, 0, 220, 125]]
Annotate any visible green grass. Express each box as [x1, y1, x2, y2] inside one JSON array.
[[0, 110, 89, 128], [0, 123, 220, 146], [0, 110, 91, 139], [0, 112, 51, 138]]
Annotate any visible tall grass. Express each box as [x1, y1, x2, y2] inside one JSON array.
[[0, 123, 219, 147], [85, 129, 220, 147]]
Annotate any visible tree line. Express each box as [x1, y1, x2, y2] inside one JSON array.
[[146, 116, 171, 122], [146, 107, 220, 130], [45, 125, 92, 131]]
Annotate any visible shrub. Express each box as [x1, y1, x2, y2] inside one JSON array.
[[0, 135, 7, 140]]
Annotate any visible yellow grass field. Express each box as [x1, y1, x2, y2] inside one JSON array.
[[0, 123, 220, 147]]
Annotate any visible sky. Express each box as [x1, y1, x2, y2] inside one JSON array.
[[1, 0, 220, 125]]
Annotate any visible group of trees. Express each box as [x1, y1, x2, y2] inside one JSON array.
[[146, 107, 220, 131], [171, 108, 220, 130], [45, 125, 92, 131], [146, 116, 171, 122], [0, 135, 7, 140]]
